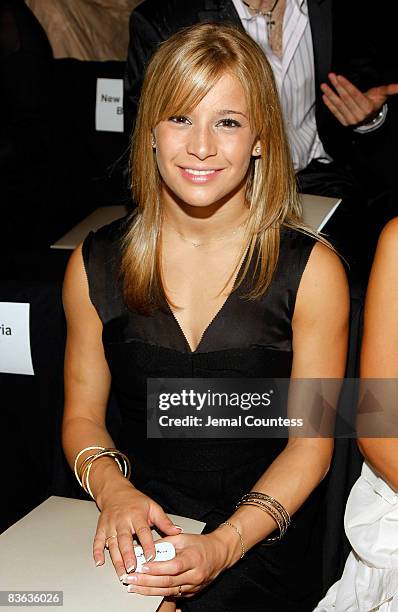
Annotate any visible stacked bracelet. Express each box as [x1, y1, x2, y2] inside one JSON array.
[[236, 491, 290, 544], [73, 446, 131, 500]]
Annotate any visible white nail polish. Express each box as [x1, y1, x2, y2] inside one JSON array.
[[145, 553, 154, 563], [95, 560, 102, 567], [126, 565, 135, 573], [127, 585, 136, 593], [119, 573, 128, 582]]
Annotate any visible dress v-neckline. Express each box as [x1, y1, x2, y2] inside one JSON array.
[[167, 290, 233, 353], [166, 248, 250, 354]]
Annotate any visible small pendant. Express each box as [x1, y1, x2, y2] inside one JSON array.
[[192, 242, 201, 248], [266, 17, 275, 38]]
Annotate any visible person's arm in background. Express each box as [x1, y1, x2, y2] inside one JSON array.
[[358, 218, 398, 490], [320, 74, 398, 130], [320, 0, 398, 132], [123, 9, 163, 140]]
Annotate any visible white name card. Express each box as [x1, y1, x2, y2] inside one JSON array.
[[0, 302, 34, 375], [95, 78, 124, 133]]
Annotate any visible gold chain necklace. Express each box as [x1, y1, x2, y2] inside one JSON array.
[[242, 0, 281, 39], [164, 219, 248, 248]]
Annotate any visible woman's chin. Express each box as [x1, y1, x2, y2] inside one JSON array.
[[169, 191, 227, 210]]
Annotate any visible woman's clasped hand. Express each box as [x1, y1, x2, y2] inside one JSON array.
[[92, 480, 183, 580], [93, 478, 238, 598], [122, 530, 237, 598]]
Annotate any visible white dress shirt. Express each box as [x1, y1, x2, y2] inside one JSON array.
[[232, 0, 329, 171], [314, 462, 398, 611]]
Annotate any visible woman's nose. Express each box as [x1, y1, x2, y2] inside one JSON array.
[[186, 123, 217, 160]]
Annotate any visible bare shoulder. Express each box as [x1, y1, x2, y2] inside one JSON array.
[[361, 219, 398, 377], [294, 240, 349, 323], [63, 244, 85, 304], [378, 216, 398, 243], [291, 240, 349, 377], [365, 217, 398, 311], [304, 240, 347, 280], [62, 243, 99, 327], [372, 217, 398, 272]]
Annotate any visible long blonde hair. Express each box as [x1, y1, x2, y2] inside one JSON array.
[[122, 22, 319, 313]]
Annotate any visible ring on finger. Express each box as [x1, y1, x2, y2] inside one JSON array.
[[105, 534, 118, 549], [135, 526, 151, 536], [176, 585, 183, 597]]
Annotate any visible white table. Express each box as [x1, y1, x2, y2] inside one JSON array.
[[0, 496, 205, 612]]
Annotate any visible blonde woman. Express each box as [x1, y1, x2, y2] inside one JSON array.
[[62, 23, 348, 611]]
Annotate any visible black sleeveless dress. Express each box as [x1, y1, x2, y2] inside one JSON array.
[[82, 218, 325, 611]]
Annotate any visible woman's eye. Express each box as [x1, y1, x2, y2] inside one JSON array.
[[217, 118, 241, 128], [168, 116, 190, 124]]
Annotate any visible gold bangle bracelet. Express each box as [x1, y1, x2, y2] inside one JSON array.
[[79, 450, 124, 490], [239, 492, 291, 527], [73, 446, 131, 497], [237, 501, 285, 542], [83, 454, 126, 498], [237, 497, 288, 533], [82, 450, 131, 499], [73, 446, 105, 486], [79, 453, 102, 485], [81, 455, 124, 496]]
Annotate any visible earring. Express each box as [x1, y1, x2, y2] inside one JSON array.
[[254, 146, 261, 155], [151, 135, 156, 148]]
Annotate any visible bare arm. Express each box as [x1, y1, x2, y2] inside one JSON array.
[[358, 218, 398, 489], [219, 242, 349, 564], [62, 244, 122, 501], [62, 244, 181, 579]]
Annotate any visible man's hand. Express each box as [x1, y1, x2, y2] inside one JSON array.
[[321, 72, 398, 127]]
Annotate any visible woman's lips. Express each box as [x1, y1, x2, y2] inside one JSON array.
[[178, 167, 224, 183]]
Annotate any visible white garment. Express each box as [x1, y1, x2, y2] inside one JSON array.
[[232, 0, 329, 171], [314, 462, 398, 612]]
